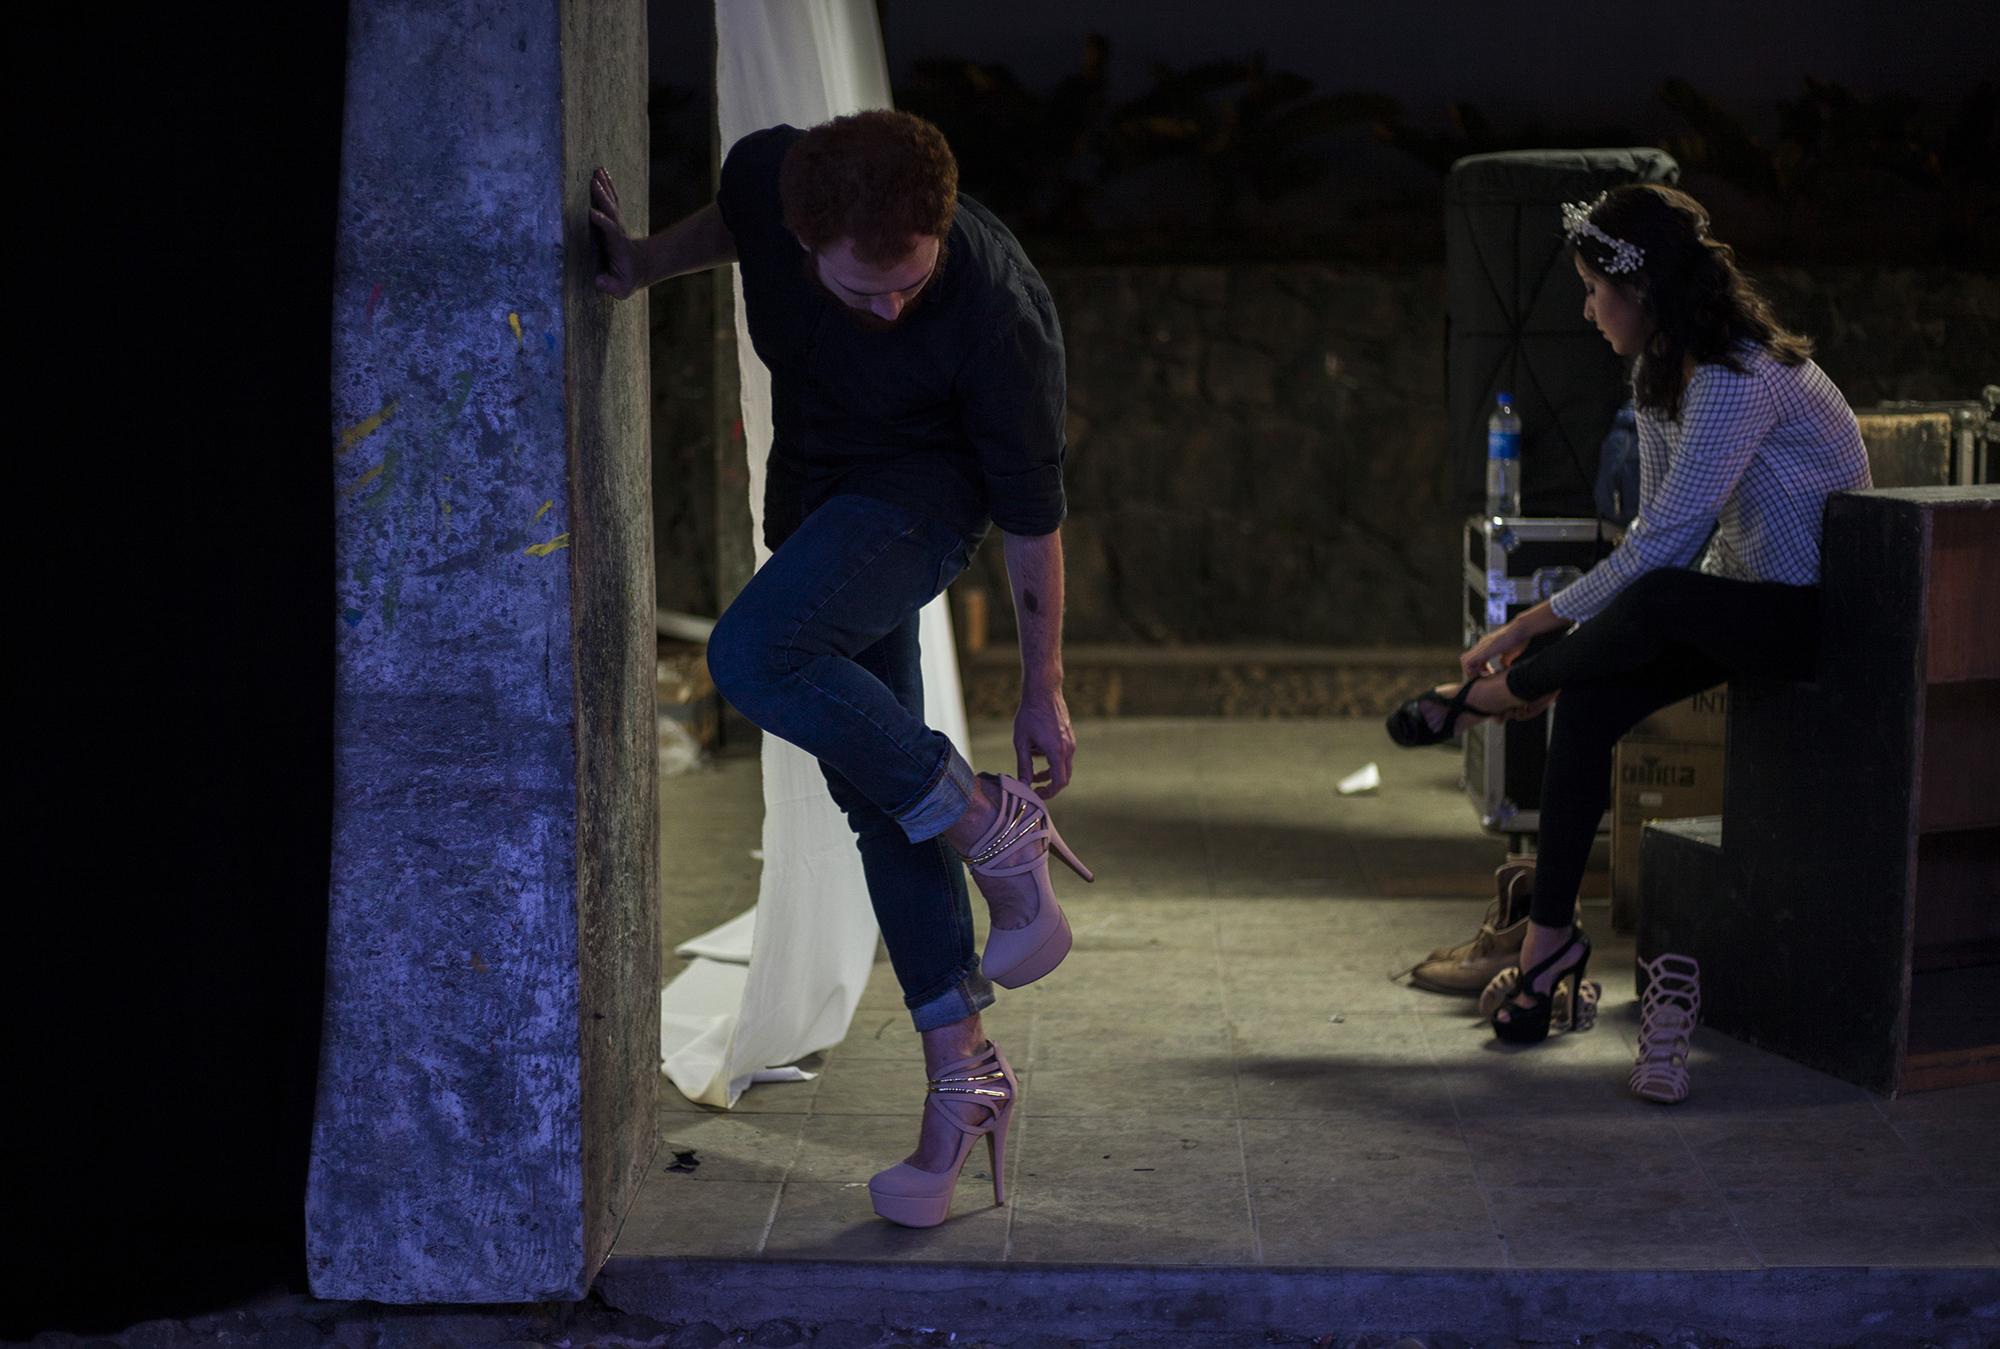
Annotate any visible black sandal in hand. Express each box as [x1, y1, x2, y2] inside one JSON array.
[[1385, 673, 1491, 748]]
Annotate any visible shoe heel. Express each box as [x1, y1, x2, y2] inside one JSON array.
[[1558, 945, 1596, 1031], [987, 1118, 1009, 1206], [1048, 827, 1094, 883], [1558, 943, 1593, 1030]]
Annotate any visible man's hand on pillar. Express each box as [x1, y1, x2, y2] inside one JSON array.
[[590, 167, 640, 300]]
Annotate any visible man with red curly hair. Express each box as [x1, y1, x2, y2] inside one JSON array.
[[593, 110, 1084, 1226]]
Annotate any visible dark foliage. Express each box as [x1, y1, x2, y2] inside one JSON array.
[[869, 36, 2000, 266], [896, 36, 1401, 256]]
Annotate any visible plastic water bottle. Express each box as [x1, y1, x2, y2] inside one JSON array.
[[1486, 391, 1522, 517]]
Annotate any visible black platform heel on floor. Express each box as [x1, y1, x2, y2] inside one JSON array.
[[1491, 928, 1592, 1045], [1385, 674, 1488, 748]]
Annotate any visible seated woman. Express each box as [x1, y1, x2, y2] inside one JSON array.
[[1387, 184, 1871, 1043]]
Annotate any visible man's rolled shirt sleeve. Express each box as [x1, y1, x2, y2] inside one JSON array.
[[957, 285, 1068, 536]]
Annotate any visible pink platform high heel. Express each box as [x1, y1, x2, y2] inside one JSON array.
[[868, 1042, 1017, 1228], [962, 772, 1094, 988]]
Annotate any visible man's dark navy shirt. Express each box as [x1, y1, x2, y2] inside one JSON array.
[[716, 125, 1068, 550]]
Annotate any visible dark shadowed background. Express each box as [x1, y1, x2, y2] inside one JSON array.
[[644, 1, 1998, 649], [9, 1, 1993, 1334]]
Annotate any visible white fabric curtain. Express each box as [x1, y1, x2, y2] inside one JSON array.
[[660, 0, 970, 1108]]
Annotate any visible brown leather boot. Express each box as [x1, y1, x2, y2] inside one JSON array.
[[1423, 856, 1534, 963], [1410, 860, 1538, 996]]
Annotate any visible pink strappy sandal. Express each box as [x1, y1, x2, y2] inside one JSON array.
[[961, 772, 1093, 988], [868, 1041, 1017, 1228]]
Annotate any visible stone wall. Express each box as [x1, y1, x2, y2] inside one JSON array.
[[1759, 267, 2000, 405], [983, 264, 1459, 646], [650, 263, 2000, 645]]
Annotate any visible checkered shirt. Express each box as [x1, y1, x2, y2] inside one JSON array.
[[1553, 344, 1872, 623]]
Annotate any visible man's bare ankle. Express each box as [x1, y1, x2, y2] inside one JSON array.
[[942, 778, 1000, 853], [920, 1014, 985, 1072]]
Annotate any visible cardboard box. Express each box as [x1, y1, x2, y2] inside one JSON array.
[[1610, 739, 1726, 932], [1627, 684, 1729, 747]]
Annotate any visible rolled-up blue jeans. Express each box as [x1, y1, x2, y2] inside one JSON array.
[[707, 494, 993, 1031]]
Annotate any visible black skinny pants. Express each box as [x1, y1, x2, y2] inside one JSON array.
[[1501, 568, 1822, 928]]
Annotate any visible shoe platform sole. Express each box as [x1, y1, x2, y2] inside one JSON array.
[[987, 907, 1072, 989], [868, 1184, 954, 1228]]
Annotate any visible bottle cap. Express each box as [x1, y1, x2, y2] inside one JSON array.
[[1495, 391, 1512, 403]]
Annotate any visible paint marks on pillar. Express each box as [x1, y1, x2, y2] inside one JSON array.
[[508, 312, 523, 345], [342, 448, 399, 508], [365, 282, 384, 322], [337, 399, 400, 457], [335, 398, 407, 615], [525, 497, 565, 556], [342, 461, 386, 498]]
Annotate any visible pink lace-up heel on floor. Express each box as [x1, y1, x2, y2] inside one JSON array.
[[1631, 953, 1702, 1103], [963, 772, 1094, 988], [868, 1042, 1017, 1228]]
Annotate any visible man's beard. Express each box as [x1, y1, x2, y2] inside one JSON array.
[[839, 305, 902, 333], [805, 241, 948, 332]]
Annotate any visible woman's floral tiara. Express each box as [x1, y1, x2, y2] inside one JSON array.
[[1562, 195, 1645, 275]]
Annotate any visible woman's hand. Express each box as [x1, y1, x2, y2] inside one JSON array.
[[1461, 620, 1533, 679], [1461, 600, 1570, 680]]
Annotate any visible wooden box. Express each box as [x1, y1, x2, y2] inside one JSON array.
[[1637, 487, 2000, 1095]]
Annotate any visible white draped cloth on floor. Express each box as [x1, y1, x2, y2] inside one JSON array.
[[660, 0, 971, 1108]]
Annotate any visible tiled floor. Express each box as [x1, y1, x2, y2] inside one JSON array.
[[618, 718, 2000, 1270]]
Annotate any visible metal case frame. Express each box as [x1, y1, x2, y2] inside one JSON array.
[[1461, 514, 1621, 837]]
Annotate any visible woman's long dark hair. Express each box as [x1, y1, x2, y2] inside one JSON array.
[[1573, 184, 1812, 419]]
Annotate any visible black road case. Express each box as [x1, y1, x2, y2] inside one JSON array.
[[1461, 514, 1620, 837], [1446, 149, 1679, 518]]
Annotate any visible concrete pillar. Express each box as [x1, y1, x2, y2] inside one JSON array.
[[713, 270, 754, 608], [308, 0, 656, 1302]]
